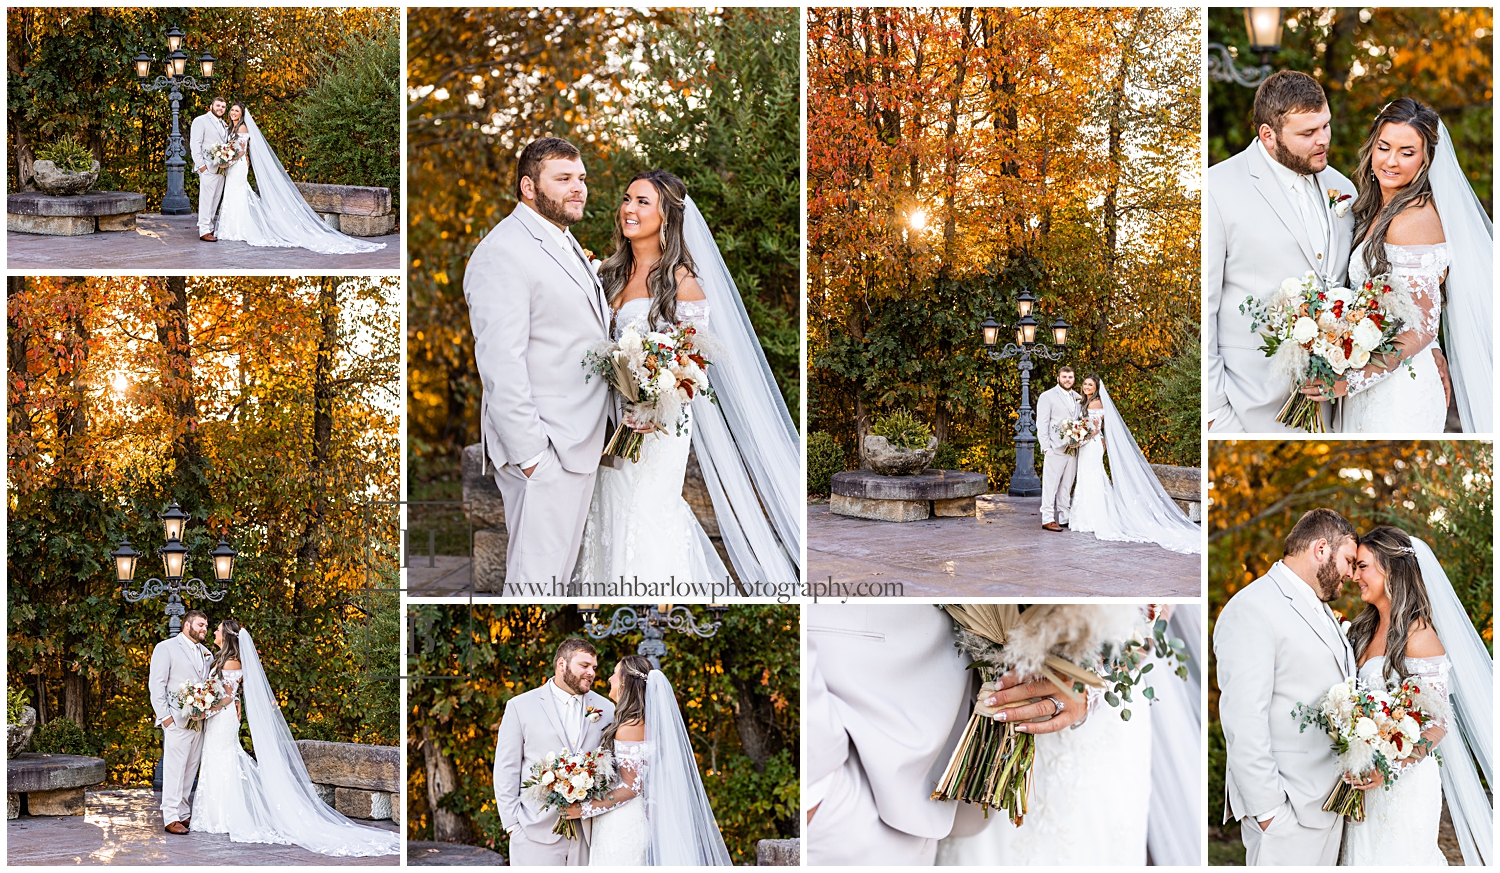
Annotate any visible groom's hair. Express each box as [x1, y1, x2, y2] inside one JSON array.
[[182, 609, 207, 626], [516, 137, 582, 200], [554, 637, 596, 667], [1283, 508, 1356, 557], [1253, 71, 1326, 136], [1057, 365, 1074, 376]]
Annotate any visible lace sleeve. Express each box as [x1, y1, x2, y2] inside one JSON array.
[[1345, 253, 1445, 396], [579, 754, 643, 818], [676, 299, 710, 329]]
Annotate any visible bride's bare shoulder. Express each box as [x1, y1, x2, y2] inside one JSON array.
[[1386, 200, 1445, 246], [1404, 621, 1446, 658], [615, 719, 645, 741]]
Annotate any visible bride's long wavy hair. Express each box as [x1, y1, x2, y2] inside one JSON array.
[[1352, 98, 1442, 278], [598, 170, 697, 328], [210, 618, 243, 678], [1080, 374, 1104, 407], [601, 654, 653, 754], [1348, 525, 1435, 685]]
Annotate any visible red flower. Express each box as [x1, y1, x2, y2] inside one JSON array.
[[1381, 285, 1392, 294], [1342, 337, 1354, 358], [1369, 313, 1384, 329], [1330, 300, 1345, 318]]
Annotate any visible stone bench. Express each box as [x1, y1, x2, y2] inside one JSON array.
[[7, 752, 108, 818], [1151, 464, 1202, 522], [294, 739, 399, 825], [294, 182, 395, 237], [830, 469, 989, 522], [8, 191, 148, 236], [757, 838, 800, 865]]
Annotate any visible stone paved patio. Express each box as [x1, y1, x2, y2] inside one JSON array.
[[8, 214, 400, 271], [7, 788, 399, 866], [808, 494, 1202, 597], [406, 556, 474, 598]]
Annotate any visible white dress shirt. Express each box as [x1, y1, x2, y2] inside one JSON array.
[[548, 679, 585, 749], [1257, 138, 1331, 273]]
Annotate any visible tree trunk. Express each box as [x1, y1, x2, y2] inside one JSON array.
[[156, 276, 200, 495], [63, 674, 85, 725], [729, 677, 779, 773], [294, 278, 338, 613], [8, 277, 34, 460], [420, 725, 474, 843]]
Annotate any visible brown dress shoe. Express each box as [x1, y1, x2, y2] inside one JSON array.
[[1042, 522, 1063, 532], [200, 233, 217, 242], [165, 821, 189, 835]]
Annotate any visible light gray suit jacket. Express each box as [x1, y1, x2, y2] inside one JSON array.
[[1034, 385, 1081, 454], [465, 205, 611, 475], [148, 633, 212, 727], [806, 605, 974, 841], [1204, 142, 1356, 433], [493, 681, 615, 845], [188, 112, 227, 174], [1214, 563, 1355, 829]]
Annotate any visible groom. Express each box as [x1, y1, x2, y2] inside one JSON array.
[[1034, 366, 1081, 532], [1204, 71, 1355, 433], [465, 137, 612, 587], [1214, 508, 1358, 865], [147, 609, 214, 835], [493, 638, 615, 865], [189, 96, 230, 243]]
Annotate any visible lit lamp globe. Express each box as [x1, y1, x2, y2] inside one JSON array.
[[198, 52, 216, 80], [133, 50, 154, 81], [1244, 7, 1284, 55], [165, 25, 185, 53], [980, 316, 1001, 349], [1051, 316, 1070, 347], [160, 503, 189, 544], [111, 537, 141, 584], [210, 537, 237, 584], [159, 537, 189, 581]]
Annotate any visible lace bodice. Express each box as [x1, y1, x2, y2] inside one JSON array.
[[612, 298, 710, 340], [1359, 654, 1451, 745], [581, 739, 650, 818], [1344, 241, 1448, 396]]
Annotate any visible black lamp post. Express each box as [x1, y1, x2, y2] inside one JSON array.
[[114, 503, 234, 639], [1208, 7, 1284, 88], [980, 286, 1070, 497], [577, 604, 727, 670], [132, 26, 216, 215]]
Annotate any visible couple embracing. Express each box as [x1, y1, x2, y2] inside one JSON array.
[[1033, 366, 1201, 554], [493, 639, 731, 865], [464, 137, 798, 589], [1215, 509, 1491, 865], [1207, 71, 1491, 434], [148, 610, 397, 855]]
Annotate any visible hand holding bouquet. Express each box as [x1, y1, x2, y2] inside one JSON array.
[[1241, 272, 1413, 431], [1295, 676, 1447, 821], [1055, 417, 1092, 456], [583, 321, 722, 462], [522, 749, 615, 839], [205, 142, 237, 174], [172, 678, 232, 731]]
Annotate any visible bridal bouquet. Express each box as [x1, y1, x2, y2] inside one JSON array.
[[930, 605, 1189, 825], [1055, 417, 1092, 455], [172, 678, 232, 731], [583, 321, 722, 462], [522, 749, 615, 839], [1295, 676, 1446, 822], [1240, 271, 1414, 432], [205, 141, 236, 173]]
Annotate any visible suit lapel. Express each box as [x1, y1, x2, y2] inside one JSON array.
[[516, 209, 606, 332], [1271, 564, 1353, 679], [1316, 169, 1353, 281], [1246, 144, 1323, 281]]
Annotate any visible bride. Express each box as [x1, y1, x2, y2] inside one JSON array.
[[573, 171, 799, 587], [1306, 98, 1492, 433], [1340, 527, 1491, 866], [214, 102, 385, 255], [1067, 374, 1201, 555], [563, 654, 732, 865], [191, 620, 399, 856]]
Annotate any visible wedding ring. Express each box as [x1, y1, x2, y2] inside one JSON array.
[[1046, 696, 1064, 716]]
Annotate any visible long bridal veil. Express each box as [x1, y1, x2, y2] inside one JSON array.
[[1096, 382, 1203, 555], [240, 109, 386, 255], [1413, 540, 1492, 866], [1147, 604, 1203, 866], [643, 669, 733, 865], [681, 197, 801, 587], [1428, 122, 1492, 433], [237, 629, 400, 856]]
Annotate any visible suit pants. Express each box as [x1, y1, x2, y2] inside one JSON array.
[[197, 170, 225, 235], [159, 720, 204, 823], [807, 746, 941, 866], [508, 821, 588, 866], [493, 445, 597, 590], [1240, 807, 1341, 866], [1039, 448, 1077, 525]]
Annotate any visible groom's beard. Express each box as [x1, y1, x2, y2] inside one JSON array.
[[559, 667, 591, 695], [1315, 556, 1347, 601], [533, 188, 582, 228], [1272, 137, 1326, 176]]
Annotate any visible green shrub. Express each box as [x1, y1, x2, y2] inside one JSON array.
[[807, 431, 846, 495], [32, 716, 91, 756], [8, 686, 31, 724], [932, 440, 961, 471], [871, 409, 932, 452], [294, 27, 401, 199], [36, 134, 94, 174]]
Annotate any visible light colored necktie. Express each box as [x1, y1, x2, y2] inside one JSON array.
[[1301, 176, 1330, 266]]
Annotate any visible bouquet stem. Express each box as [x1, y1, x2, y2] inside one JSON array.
[[930, 709, 1036, 826], [602, 421, 643, 463], [1276, 387, 1328, 433], [1322, 780, 1365, 822], [552, 815, 579, 840]]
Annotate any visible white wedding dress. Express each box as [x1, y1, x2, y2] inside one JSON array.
[[1340, 654, 1451, 866], [574, 298, 732, 585], [212, 110, 384, 255], [190, 631, 399, 856], [1340, 241, 1449, 433], [583, 739, 651, 865]]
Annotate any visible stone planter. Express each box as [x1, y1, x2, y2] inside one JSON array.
[[32, 160, 100, 197], [7, 707, 36, 758], [863, 435, 938, 476]]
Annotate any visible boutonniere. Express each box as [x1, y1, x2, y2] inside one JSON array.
[[1339, 619, 1352, 637], [581, 248, 603, 276], [585, 706, 604, 723], [1328, 188, 1353, 218]]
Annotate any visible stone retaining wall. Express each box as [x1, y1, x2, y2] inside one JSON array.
[[294, 739, 399, 825], [1150, 464, 1202, 522], [294, 182, 395, 237]]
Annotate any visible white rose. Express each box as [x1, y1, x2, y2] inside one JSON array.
[[1350, 318, 1382, 352], [1334, 198, 1353, 218], [540, 770, 555, 786], [1347, 347, 1370, 369], [1354, 717, 1379, 740], [1327, 285, 1352, 307], [570, 773, 591, 791], [1317, 310, 1338, 331], [1292, 316, 1318, 344]]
